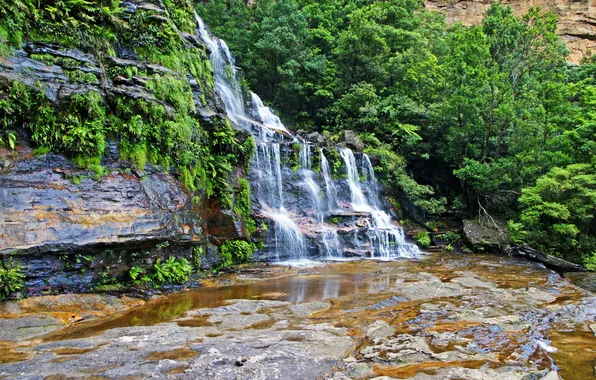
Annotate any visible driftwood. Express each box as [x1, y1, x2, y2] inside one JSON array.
[[506, 244, 586, 272]]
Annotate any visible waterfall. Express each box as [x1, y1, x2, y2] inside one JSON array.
[[339, 148, 419, 258], [362, 153, 380, 208], [195, 13, 307, 261], [320, 150, 337, 211], [340, 148, 371, 212], [194, 13, 419, 261]]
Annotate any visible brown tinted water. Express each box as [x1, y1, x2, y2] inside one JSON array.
[[45, 271, 386, 341], [14, 254, 596, 378]]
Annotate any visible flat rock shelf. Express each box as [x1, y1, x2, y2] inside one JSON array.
[[0, 253, 595, 380]]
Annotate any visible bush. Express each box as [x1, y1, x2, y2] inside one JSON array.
[[413, 232, 431, 248], [0, 261, 25, 302], [220, 240, 256, 267], [149, 257, 192, 285], [516, 163, 596, 264]]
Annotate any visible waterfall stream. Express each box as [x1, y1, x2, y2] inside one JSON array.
[[194, 13, 420, 261]]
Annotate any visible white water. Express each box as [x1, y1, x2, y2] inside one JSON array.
[[195, 13, 419, 261], [250, 92, 290, 136], [339, 149, 419, 258], [299, 144, 341, 257], [320, 149, 338, 211], [340, 148, 372, 212]]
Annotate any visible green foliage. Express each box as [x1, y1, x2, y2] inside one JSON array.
[[200, 0, 595, 248], [585, 254, 596, 272], [149, 257, 192, 285], [0, 261, 25, 302], [219, 240, 256, 267], [129, 266, 144, 282], [516, 163, 596, 264], [413, 232, 431, 248], [1, 82, 107, 158], [435, 232, 461, 244], [234, 178, 256, 235]]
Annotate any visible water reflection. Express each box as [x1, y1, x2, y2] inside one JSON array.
[[46, 273, 384, 342]]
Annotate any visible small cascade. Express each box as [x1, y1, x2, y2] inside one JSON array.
[[195, 14, 250, 128], [299, 144, 341, 258], [194, 13, 419, 261], [322, 228, 341, 258], [362, 153, 381, 208], [339, 148, 419, 258], [250, 92, 290, 137], [320, 150, 338, 211], [340, 148, 371, 211]]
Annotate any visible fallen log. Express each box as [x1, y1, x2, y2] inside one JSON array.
[[506, 244, 586, 272]]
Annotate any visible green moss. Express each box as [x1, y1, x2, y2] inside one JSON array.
[[234, 178, 256, 235], [0, 0, 250, 211], [65, 70, 98, 85]]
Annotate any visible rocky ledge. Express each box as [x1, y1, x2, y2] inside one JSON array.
[[425, 0, 596, 64]]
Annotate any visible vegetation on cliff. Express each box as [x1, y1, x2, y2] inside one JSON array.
[[199, 0, 596, 267], [0, 0, 260, 288], [0, 0, 254, 210]]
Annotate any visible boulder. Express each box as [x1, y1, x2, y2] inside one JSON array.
[[341, 130, 365, 151], [463, 218, 509, 253]]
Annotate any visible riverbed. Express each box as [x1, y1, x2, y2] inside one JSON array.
[[1, 253, 595, 379]]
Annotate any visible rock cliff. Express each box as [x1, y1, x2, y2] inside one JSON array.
[[425, 0, 596, 63], [0, 0, 252, 296]]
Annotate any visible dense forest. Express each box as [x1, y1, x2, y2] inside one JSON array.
[[197, 0, 596, 268]]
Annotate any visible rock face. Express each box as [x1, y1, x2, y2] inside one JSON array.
[[463, 218, 510, 253], [0, 147, 202, 256], [425, 0, 596, 63], [0, 146, 243, 295]]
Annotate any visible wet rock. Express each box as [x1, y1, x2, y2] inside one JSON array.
[[235, 356, 248, 366], [0, 152, 201, 256], [565, 272, 596, 293], [366, 320, 395, 340], [0, 314, 63, 341], [539, 371, 562, 380], [289, 300, 330, 316], [451, 276, 496, 289]]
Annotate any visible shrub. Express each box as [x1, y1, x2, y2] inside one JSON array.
[[413, 232, 431, 248], [150, 257, 192, 285], [0, 261, 25, 302], [220, 240, 256, 267]]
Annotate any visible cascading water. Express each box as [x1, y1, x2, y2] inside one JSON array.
[[339, 148, 419, 258], [195, 13, 306, 261], [320, 150, 338, 211], [299, 144, 341, 258], [194, 13, 419, 261]]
